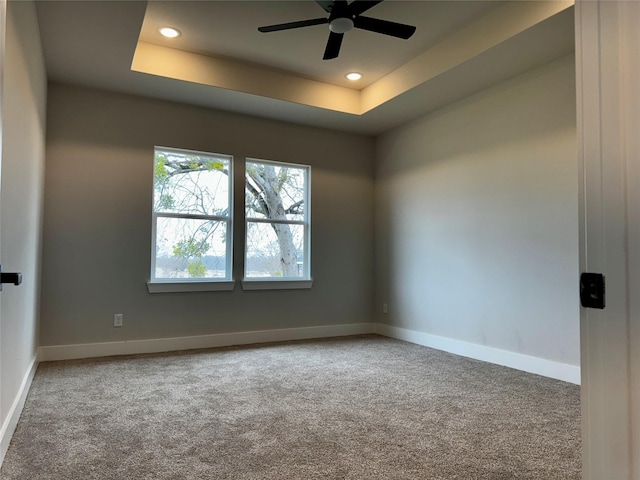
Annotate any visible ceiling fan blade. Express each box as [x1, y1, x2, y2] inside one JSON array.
[[323, 31, 344, 60], [258, 17, 328, 33], [353, 16, 416, 39], [348, 0, 384, 17]]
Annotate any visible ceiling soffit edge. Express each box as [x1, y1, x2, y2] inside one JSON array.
[[131, 0, 575, 116]]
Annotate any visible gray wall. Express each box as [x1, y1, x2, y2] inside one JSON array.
[[375, 55, 579, 366], [40, 84, 374, 346], [1, 0, 46, 425]]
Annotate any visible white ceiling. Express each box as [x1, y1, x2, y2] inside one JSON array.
[[138, 1, 501, 89], [34, 0, 575, 136]]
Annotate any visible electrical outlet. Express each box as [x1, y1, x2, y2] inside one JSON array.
[[113, 314, 123, 327], [383, 303, 388, 314]]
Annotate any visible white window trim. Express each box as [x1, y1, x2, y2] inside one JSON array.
[[147, 279, 235, 293], [241, 279, 313, 290], [150, 146, 234, 290], [243, 158, 311, 285]]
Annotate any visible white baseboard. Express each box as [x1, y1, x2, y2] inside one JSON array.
[[37, 323, 375, 362], [0, 354, 39, 466], [374, 323, 580, 385], [37, 321, 579, 384]]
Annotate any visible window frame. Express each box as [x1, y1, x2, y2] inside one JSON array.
[[242, 158, 312, 290], [147, 146, 234, 293]]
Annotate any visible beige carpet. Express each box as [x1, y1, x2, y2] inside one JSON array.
[[0, 335, 581, 479]]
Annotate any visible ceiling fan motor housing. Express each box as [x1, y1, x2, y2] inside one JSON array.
[[329, 17, 354, 34]]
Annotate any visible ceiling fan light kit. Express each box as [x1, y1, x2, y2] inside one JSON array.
[[329, 17, 354, 34], [258, 0, 416, 60]]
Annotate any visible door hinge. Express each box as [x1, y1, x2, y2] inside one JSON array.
[[580, 272, 605, 309], [0, 265, 23, 292]]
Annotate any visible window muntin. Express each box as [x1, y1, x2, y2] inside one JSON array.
[[151, 147, 233, 282], [245, 159, 310, 280]]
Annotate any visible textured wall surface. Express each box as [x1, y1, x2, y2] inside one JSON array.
[[375, 55, 579, 366], [40, 84, 374, 346]]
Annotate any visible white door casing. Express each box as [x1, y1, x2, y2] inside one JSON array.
[[0, 0, 6, 435], [576, 0, 640, 478]]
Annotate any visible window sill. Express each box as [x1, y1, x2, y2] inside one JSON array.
[[241, 279, 313, 291], [147, 280, 235, 293]]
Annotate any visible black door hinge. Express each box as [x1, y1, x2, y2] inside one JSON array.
[[580, 272, 605, 309], [0, 265, 23, 292]]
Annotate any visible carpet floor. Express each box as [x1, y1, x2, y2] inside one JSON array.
[[0, 335, 581, 479]]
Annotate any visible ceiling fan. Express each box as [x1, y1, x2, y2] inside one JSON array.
[[258, 0, 417, 60]]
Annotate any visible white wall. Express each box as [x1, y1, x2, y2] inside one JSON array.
[[40, 84, 374, 348], [0, 0, 46, 459], [375, 55, 579, 373]]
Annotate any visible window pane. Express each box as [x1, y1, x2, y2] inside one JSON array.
[[245, 161, 306, 221], [245, 222, 305, 278], [155, 216, 228, 279], [154, 149, 230, 216]]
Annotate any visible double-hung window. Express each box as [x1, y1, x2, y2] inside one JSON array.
[[243, 158, 311, 289], [149, 146, 233, 292]]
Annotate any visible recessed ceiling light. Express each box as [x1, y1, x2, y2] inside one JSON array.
[[345, 72, 362, 81], [159, 27, 181, 38]]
